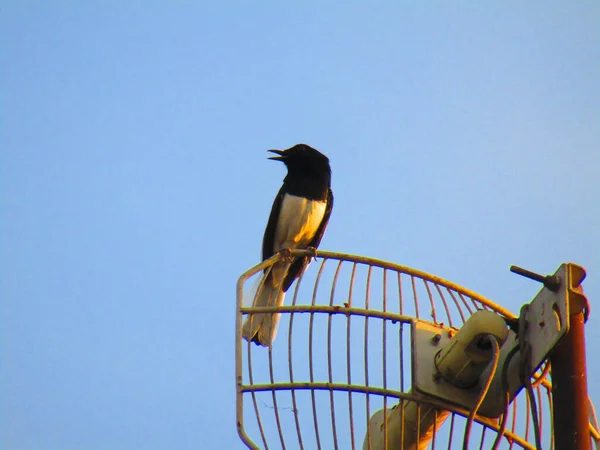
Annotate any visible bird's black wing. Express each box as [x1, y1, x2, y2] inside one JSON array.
[[282, 188, 334, 292], [262, 185, 286, 262]]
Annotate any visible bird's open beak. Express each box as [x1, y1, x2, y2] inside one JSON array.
[[267, 149, 286, 161]]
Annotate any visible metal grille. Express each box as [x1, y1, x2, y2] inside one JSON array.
[[235, 250, 599, 449]]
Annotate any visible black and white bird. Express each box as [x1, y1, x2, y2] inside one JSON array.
[[242, 144, 334, 347]]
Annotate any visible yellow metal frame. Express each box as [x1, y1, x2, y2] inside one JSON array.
[[235, 249, 599, 449]]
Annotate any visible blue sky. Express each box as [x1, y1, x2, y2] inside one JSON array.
[[1, 2, 598, 449]]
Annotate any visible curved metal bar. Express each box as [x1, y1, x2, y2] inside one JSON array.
[[235, 249, 594, 449], [287, 275, 305, 450], [327, 260, 343, 450], [268, 345, 286, 449], [308, 259, 327, 450], [241, 383, 537, 449], [241, 305, 415, 323], [237, 249, 516, 318]]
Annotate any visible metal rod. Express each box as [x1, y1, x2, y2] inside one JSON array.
[[382, 269, 388, 450], [347, 263, 357, 450], [550, 311, 590, 449], [288, 277, 305, 450], [328, 261, 343, 450], [510, 265, 561, 291], [309, 259, 326, 450], [239, 248, 518, 318], [364, 265, 372, 450], [509, 265, 547, 284], [268, 345, 287, 450]]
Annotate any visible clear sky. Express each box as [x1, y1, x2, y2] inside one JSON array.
[[2, 2, 598, 449]]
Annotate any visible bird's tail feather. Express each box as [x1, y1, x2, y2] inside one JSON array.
[[242, 277, 286, 347]]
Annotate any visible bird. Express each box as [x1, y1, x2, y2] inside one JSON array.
[[242, 144, 334, 347]]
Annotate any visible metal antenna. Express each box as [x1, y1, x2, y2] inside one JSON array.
[[235, 250, 599, 449]]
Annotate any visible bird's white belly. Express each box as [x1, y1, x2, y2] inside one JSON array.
[[274, 194, 327, 251]]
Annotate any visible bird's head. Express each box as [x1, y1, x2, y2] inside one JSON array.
[[267, 144, 331, 179]]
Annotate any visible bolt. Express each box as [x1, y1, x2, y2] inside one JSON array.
[[431, 334, 441, 345], [510, 265, 561, 292]]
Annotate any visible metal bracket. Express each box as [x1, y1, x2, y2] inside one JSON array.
[[478, 262, 587, 417], [507, 263, 586, 377], [412, 320, 472, 411], [412, 263, 587, 418]]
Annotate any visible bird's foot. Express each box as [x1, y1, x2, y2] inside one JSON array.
[[306, 246, 318, 261], [278, 248, 294, 263]]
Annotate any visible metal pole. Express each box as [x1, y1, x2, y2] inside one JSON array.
[[550, 310, 590, 449]]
